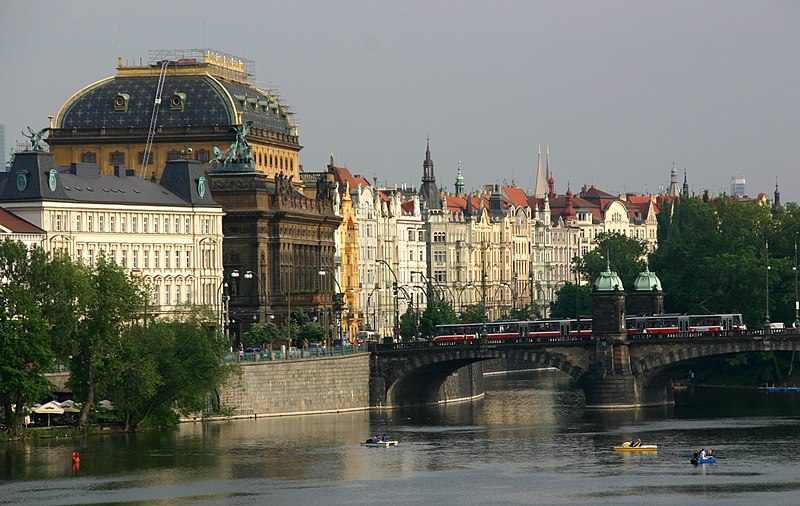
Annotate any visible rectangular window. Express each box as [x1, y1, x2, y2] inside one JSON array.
[[144, 250, 149, 269], [176, 285, 181, 304], [408, 230, 414, 241], [434, 270, 447, 283], [175, 218, 180, 234], [154, 218, 158, 234], [110, 152, 125, 166], [204, 219, 210, 234], [121, 249, 128, 268], [75, 216, 81, 231], [164, 218, 169, 233], [132, 217, 137, 233], [133, 250, 138, 269], [185, 287, 192, 303], [88, 249, 95, 266], [99, 215, 104, 232], [175, 250, 181, 269], [121, 217, 126, 233], [186, 250, 191, 269], [143, 217, 148, 233], [185, 218, 190, 234], [55, 215, 62, 231], [165, 284, 171, 304], [110, 216, 116, 232], [77, 249, 83, 261], [165, 249, 171, 268], [419, 230, 425, 242], [154, 250, 160, 268], [81, 152, 97, 163], [434, 251, 446, 263]]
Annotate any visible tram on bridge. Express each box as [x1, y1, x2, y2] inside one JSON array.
[[433, 313, 746, 344]]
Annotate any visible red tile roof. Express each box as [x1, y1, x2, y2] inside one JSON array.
[[0, 207, 44, 234]]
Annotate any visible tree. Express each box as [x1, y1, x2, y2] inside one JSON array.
[[242, 322, 282, 349], [0, 240, 55, 436], [62, 257, 145, 429], [550, 283, 592, 318], [574, 232, 648, 290], [105, 306, 232, 431], [459, 304, 487, 324]]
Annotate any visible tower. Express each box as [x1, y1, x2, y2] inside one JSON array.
[[454, 160, 464, 195], [419, 138, 439, 211]]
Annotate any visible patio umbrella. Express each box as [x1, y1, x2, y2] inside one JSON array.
[[33, 401, 64, 426]]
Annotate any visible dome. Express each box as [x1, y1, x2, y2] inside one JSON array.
[[54, 62, 294, 137], [633, 268, 662, 292], [593, 269, 624, 292]]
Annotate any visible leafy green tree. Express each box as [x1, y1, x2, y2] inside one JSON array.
[[105, 306, 232, 431], [459, 304, 486, 324], [417, 301, 458, 338], [507, 306, 535, 321], [574, 232, 648, 289], [550, 283, 592, 318], [62, 257, 145, 429], [0, 240, 55, 436], [242, 322, 282, 349]]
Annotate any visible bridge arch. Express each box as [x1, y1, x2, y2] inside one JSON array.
[[376, 348, 585, 408]]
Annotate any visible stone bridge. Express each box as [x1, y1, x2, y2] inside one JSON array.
[[369, 329, 800, 409]]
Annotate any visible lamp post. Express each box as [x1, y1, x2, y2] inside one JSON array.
[[457, 283, 475, 314], [244, 269, 267, 325], [765, 240, 771, 327], [366, 286, 381, 332], [794, 239, 799, 328], [376, 259, 399, 341], [319, 268, 344, 346], [217, 280, 230, 342], [494, 282, 512, 318]]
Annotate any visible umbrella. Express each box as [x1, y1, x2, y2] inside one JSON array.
[[33, 401, 64, 426]]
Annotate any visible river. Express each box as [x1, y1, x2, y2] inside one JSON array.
[[2, 370, 800, 505]]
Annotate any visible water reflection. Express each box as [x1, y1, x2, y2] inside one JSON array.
[[3, 370, 800, 505]]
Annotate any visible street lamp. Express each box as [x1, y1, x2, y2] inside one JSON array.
[[366, 286, 381, 332], [319, 268, 345, 346], [765, 240, 771, 327], [376, 259, 399, 341], [494, 282, 512, 318], [794, 239, 799, 328], [457, 283, 475, 314], [243, 270, 267, 305]]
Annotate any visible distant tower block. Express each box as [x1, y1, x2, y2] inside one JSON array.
[[629, 268, 664, 316]]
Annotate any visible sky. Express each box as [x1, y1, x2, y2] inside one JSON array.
[[2, 1, 799, 202]]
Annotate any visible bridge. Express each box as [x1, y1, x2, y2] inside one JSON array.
[[369, 328, 800, 409]]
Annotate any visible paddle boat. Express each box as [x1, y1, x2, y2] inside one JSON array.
[[690, 456, 716, 465], [612, 441, 657, 452], [361, 440, 398, 447]]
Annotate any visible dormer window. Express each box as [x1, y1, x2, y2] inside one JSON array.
[[170, 92, 186, 111], [114, 93, 130, 112]]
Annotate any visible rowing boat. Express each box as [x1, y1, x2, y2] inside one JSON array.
[[612, 444, 657, 452], [690, 457, 716, 465], [361, 440, 398, 447]]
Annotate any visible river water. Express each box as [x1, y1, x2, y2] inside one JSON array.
[[2, 370, 800, 505]]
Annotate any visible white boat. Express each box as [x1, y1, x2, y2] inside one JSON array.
[[360, 440, 398, 447]]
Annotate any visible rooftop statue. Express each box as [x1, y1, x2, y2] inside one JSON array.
[[212, 121, 254, 165], [22, 127, 49, 151]]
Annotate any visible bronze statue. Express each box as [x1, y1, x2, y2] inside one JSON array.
[[22, 127, 49, 151]]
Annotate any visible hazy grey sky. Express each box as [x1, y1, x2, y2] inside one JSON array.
[[2, 1, 798, 201]]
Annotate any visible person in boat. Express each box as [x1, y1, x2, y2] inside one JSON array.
[[707, 448, 714, 457], [699, 448, 707, 460], [631, 438, 642, 448], [381, 434, 389, 442], [373, 435, 381, 443], [693, 450, 699, 461]]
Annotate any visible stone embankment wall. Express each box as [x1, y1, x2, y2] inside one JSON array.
[[218, 353, 371, 417]]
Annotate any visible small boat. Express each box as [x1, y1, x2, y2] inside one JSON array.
[[361, 440, 398, 447], [690, 457, 716, 465], [612, 443, 657, 452]]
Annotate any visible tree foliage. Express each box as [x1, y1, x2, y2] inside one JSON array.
[[574, 232, 649, 289], [650, 196, 797, 327], [549, 283, 592, 318]]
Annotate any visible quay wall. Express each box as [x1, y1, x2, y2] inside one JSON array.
[[218, 353, 372, 417]]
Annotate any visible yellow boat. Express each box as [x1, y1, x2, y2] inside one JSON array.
[[612, 442, 657, 452]]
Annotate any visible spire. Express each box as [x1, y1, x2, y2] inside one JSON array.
[[682, 170, 689, 200], [565, 182, 576, 220], [546, 145, 551, 181], [454, 160, 464, 195], [533, 144, 547, 198], [328, 152, 335, 171], [667, 162, 680, 197], [419, 137, 439, 211], [773, 178, 782, 213]]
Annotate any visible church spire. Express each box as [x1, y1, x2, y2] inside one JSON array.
[[667, 162, 680, 197], [682, 170, 689, 200], [533, 144, 547, 198], [419, 137, 440, 211], [773, 178, 782, 213], [454, 159, 464, 195]]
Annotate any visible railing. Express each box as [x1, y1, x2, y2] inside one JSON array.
[[225, 344, 369, 362]]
